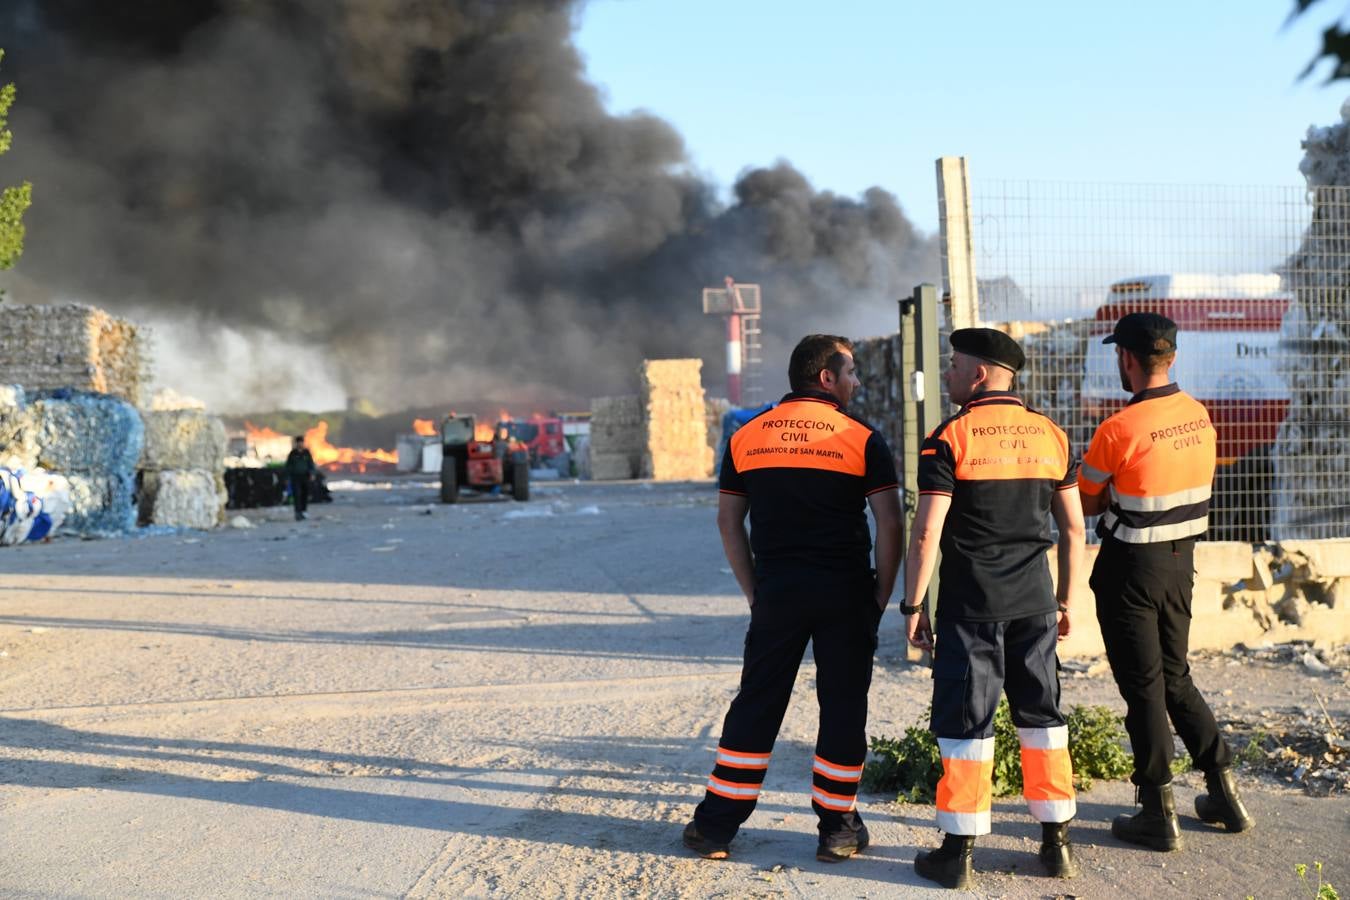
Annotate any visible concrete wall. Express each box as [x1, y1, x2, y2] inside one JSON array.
[[1050, 539, 1350, 658]]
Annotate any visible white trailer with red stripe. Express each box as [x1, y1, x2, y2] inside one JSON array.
[[1082, 274, 1291, 540]]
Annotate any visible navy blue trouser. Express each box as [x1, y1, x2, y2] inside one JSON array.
[[693, 568, 879, 844], [1091, 537, 1232, 786]]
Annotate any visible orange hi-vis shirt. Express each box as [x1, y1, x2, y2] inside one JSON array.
[[1078, 384, 1216, 544], [918, 391, 1077, 621], [720, 391, 898, 573]]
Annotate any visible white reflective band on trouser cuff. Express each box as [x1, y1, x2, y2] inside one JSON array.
[[938, 737, 995, 762], [1080, 462, 1110, 483], [707, 778, 760, 799], [813, 759, 864, 781], [1113, 484, 1211, 512], [811, 787, 857, 811], [937, 809, 992, 836], [1027, 798, 1077, 823], [716, 749, 770, 769], [1017, 726, 1069, 751], [1109, 515, 1208, 543]]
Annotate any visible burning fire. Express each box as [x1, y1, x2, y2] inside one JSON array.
[[304, 420, 398, 473], [412, 418, 438, 436]]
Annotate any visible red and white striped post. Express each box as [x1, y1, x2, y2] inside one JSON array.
[[725, 311, 743, 406]]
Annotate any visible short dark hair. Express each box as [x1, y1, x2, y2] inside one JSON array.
[[1123, 340, 1176, 376], [293, 435, 305, 443], [788, 334, 853, 392]]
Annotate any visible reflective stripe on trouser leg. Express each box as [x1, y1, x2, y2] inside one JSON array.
[[1018, 726, 1077, 822], [811, 754, 863, 813], [936, 737, 995, 835], [704, 745, 770, 802]]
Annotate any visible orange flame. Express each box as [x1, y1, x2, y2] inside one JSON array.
[[244, 421, 286, 441], [474, 421, 496, 442], [412, 418, 437, 436], [303, 420, 397, 473]]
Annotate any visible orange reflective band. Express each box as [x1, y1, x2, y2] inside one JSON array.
[[706, 775, 761, 801], [1020, 747, 1075, 802], [921, 448, 938, 456], [936, 757, 995, 814], [716, 748, 771, 770], [810, 786, 857, 811], [812, 757, 864, 781]]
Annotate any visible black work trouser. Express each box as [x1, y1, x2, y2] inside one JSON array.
[[693, 568, 880, 844], [1091, 537, 1232, 787], [290, 476, 310, 517]]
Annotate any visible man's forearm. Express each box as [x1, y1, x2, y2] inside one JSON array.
[[1056, 529, 1083, 604], [873, 525, 901, 606], [720, 523, 756, 603]]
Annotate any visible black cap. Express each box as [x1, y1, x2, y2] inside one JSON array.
[[1103, 312, 1177, 355], [950, 327, 1025, 372]]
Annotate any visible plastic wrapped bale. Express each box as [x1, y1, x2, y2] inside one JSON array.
[[140, 469, 224, 529], [141, 409, 228, 472], [31, 390, 145, 474], [63, 471, 137, 535], [224, 468, 286, 508]]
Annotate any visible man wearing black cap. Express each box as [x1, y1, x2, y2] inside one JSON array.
[[903, 328, 1085, 890], [1079, 312, 1253, 851]]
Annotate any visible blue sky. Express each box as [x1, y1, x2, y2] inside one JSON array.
[[576, 1, 1348, 234]]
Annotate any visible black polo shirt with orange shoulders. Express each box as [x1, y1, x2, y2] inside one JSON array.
[[918, 390, 1077, 622], [719, 390, 899, 574]]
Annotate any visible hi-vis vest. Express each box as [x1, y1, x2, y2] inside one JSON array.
[[1079, 384, 1216, 543]]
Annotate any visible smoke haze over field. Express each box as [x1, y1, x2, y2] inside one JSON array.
[[0, 0, 937, 411]]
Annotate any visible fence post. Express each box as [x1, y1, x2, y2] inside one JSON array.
[[899, 283, 943, 664], [936, 155, 981, 329]]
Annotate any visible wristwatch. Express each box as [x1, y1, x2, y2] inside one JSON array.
[[899, 601, 924, 615], [1057, 604, 1070, 613]]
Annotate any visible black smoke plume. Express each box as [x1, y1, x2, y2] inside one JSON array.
[[0, 0, 936, 411]]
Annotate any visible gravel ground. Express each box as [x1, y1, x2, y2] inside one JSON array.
[[0, 478, 1346, 898]]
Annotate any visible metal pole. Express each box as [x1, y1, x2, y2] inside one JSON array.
[[913, 282, 943, 626], [726, 314, 743, 405]]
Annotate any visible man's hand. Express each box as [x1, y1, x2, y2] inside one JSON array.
[[906, 609, 933, 651], [1056, 608, 1070, 641]]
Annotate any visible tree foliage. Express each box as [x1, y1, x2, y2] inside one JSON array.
[[0, 48, 32, 274], [1292, 0, 1350, 83]]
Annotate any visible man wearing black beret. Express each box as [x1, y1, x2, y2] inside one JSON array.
[[902, 327, 1086, 889]]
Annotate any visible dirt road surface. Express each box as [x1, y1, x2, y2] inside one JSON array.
[[1, 479, 1346, 898]]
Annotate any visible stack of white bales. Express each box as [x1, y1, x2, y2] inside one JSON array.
[[139, 392, 228, 529], [639, 359, 712, 480], [588, 395, 643, 480], [0, 384, 39, 470], [31, 389, 143, 534]]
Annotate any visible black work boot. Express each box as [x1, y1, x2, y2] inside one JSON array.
[[817, 822, 869, 862], [1112, 783, 1182, 851], [1195, 767, 1255, 833], [914, 833, 975, 889], [682, 821, 730, 860], [1038, 821, 1078, 878]]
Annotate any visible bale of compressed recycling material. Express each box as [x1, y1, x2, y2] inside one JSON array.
[[0, 384, 39, 470], [589, 395, 643, 480], [0, 466, 67, 544], [62, 471, 137, 534], [224, 468, 286, 508], [0, 304, 147, 405], [139, 469, 226, 529], [639, 359, 712, 480], [32, 389, 144, 474], [140, 409, 228, 473]]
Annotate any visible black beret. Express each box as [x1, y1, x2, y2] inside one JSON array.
[[950, 327, 1025, 372], [1103, 312, 1177, 356]]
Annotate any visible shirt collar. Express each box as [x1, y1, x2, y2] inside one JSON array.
[[780, 389, 842, 410], [1127, 383, 1181, 406], [964, 389, 1025, 409]]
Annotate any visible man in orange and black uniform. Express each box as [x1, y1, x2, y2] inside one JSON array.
[[682, 334, 902, 863], [1080, 312, 1253, 851], [904, 328, 1085, 890]]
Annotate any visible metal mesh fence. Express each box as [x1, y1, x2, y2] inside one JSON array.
[[959, 178, 1350, 542]]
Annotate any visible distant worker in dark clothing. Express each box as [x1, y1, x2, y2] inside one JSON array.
[[1080, 313, 1253, 851], [682, 334, 902, 864], [285, 435, 317, 521], [904, 328, 1084, 890]]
